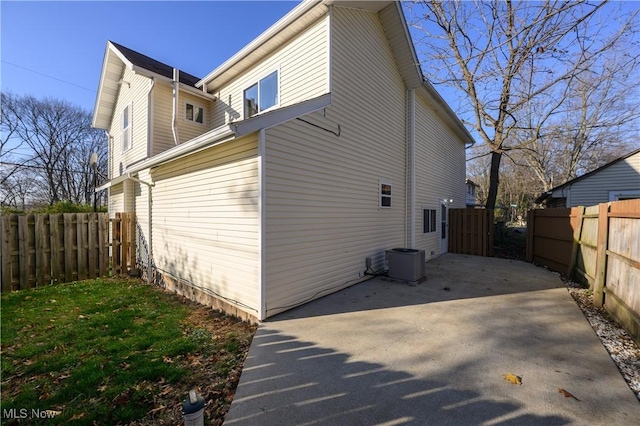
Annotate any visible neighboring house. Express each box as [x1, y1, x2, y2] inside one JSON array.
[[536, 149, 640, 208], [93, 0, 473, 322], [465, 179, 478, 207]]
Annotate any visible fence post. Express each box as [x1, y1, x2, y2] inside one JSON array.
[[593, 202, 609, 307], [526, 210, 534, 262], [568, 206, 584, 279]]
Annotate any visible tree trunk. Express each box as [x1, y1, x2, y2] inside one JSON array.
[[485, 151, 502, 210]]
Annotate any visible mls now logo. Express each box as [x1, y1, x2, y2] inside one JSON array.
[[3, 408, 60, 419]]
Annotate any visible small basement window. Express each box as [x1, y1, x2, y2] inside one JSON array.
[[379, 181, 392, 208], [423, 209, 437, 233], [185, 102, 204, 124], [244, 70, 279, 118]]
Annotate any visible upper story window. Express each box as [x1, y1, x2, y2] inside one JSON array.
[[185, 102, 204, 124], [244, 70, 279, 118], [121, 104, 131, 153]]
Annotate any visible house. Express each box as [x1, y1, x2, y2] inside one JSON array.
[[536, 148, 640, 208], [465, 179, 478, 207], [92, 0, 474, 322]]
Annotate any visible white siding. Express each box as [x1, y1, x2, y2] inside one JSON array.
[[153, 83, 174, 155], [109, 183, 124, 218], [152, 84, 215, 156], [133, 169, 152, 271], [562, 153, 640, 207], [263, 6, 407, 318], [108, 67, 150, 178], [211, 16, 328, 126], [148, 136, 260, 317], [414, 95, 466, 258]]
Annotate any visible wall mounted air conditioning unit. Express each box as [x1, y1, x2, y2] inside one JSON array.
[[385, 248, 426, 283]]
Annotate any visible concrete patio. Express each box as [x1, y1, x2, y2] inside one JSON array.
[[225, 254, 640, 425]]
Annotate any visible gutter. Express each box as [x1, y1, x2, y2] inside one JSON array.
[[132, 66, 217, 101]]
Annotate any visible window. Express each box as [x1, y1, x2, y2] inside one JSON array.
[[244, 70, 279, 118], [423, 209, 437, 233], [121, 104, 131, 152], [379, 181, 392, 208], [185, 102, 204, 124]]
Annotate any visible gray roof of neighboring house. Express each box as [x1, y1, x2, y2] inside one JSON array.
[[536, 147, 640, 203], [109, 41, 201, 87]]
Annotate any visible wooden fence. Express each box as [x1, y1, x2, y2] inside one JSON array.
[[527, 200, 640, 343], [448, 208, 494, 257], [1, 212, 135, 292]]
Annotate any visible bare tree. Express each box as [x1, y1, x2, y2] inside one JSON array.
[[408, 0, 639, 209], [0, 93, 107, 208]]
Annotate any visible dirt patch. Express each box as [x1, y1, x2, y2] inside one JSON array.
[[130, 294, 257, 425]]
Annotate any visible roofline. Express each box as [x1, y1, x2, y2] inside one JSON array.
[[197, 0, 322, 88], [132, 67, 216, 102], [92, 43, 115, 128], [389, 1, 474, 146], [542, 147, 640, 197]]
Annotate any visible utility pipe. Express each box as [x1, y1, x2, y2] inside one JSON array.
[[172, 68, 180, 146], [146, 77, 156, 157], [127, 173, 155, 285]]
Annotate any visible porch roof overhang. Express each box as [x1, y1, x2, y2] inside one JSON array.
[[95, 93, 332, 191]]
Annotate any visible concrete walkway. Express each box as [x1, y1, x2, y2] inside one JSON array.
[[225, 254, 640, 425]]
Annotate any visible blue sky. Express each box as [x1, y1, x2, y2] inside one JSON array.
[[1, 1, 298, 113]]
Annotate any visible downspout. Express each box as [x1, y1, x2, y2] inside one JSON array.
[[257, 129, 266, 320], [127, 173, 154, 285], [407, 89, 416, 248], [105, 131, 112, 179], [147, 77, 155, 157], [105, 130, 112, 214], [172, 68, 180, 146]]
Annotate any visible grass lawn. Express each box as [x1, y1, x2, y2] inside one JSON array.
[[0, 278, 256, 425]]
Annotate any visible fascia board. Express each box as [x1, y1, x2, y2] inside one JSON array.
[[132, 67, 216, 101], [233, 93, 332, 136]]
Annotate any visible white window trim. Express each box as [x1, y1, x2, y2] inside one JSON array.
[[379, 180, 392, 209], [242, 68, 280, 119], [422, 206, 437, 234], [183, 101, 205, 125], [121, 103, 132, 153]]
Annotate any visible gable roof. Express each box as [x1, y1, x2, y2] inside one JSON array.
[[92, 41, 210, 129], [109, 41, 200, 87], [536, 148, 640, 203]]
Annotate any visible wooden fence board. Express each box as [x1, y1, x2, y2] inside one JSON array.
[[1, 215, 12, 292], [448, 208, 493, 257], [76, 213, 86, 281], [98, 214, 108, 276], [50, 214, 62, 284], [18, 216, 30, 289], [1, 212, 134, 292], [88, 215, 97, 278], [527, 199, 640, 343]]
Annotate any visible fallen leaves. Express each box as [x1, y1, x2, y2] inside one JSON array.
[[558, 388, 581, 401], [503, 373, 522, 385]]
